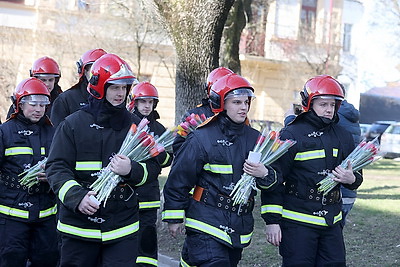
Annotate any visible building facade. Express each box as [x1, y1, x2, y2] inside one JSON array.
[[0, 0, 360, 126]]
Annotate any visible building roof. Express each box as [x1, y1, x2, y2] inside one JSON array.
[[363, 85, 400, 99]]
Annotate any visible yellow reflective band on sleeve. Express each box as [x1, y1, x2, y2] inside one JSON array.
[[41, 147, 46, 155], [180, 258, 192, 267], [189, 187, 194, 195], [136, 256, 158, 266], [333, 211, 342, 224], [135, 162, 148, 186], [102, 221, 139, 242], [258, 168, 277, 190], [0, 204, 29, 219], [203, 163, 233, 174], [333, 148, 338, 157], [75, 161, 102, 171], [58, 221, 101, 240], [185, 218, 232, 245], [139, 201, 161, 209], [240, 231, 253, 245], [294, 149, 325, 161], [162, 210, 185, 220], [5, 147, 33, 156], [282, 209, 342, 226], [261, 204, 283, 215], [57, 220, 139, 241], [161, 153, 171, 167], [39, 204, 57, 218], [59, 180, 81, 204]]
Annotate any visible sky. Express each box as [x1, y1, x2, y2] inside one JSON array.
[[355, 0, 400, 91]]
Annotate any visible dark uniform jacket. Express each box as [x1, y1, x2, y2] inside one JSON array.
[[338, 100, 361, 199], [261, 110, 363, 228], [163, 113, 279, 248], [0, 114, 56, 222], [132, 109, 172, 210], [46, 98, 161, 243], [51, 79, 90, 128]]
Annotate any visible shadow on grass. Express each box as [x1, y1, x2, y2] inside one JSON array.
[[364, 159, 400, 170], [358, 185, 399, 192], [357, 192, 400, 200]]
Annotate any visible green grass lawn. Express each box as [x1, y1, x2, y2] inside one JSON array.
[[157, 159, 400, 266]]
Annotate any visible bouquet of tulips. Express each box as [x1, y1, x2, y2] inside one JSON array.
[[317, 137, 382, 195], [19, 157, 47, 188], [230, 129, 296, 206], [176, 113, 208, 138], [155, 128, 177, 153], [90, 118, 165, 206]]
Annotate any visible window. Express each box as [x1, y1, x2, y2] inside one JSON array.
[[343, 24, 352, 52], [299, 0, 317, 38]]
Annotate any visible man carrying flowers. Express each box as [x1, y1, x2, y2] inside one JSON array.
[[262, 75, 363, 266], [162, 73, 279, 266], [0, 78, 58, 266], [128, 81, 173, 266], [46, 54, 161, 266]]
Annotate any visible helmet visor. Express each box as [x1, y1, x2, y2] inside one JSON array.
[[135, 96, 158, 100], [224, 88, 255, 100], [313, 95, 344, 101], [20, 95, 50, 105], [33, 73, 60, 78], [107, 77, 139, 86]]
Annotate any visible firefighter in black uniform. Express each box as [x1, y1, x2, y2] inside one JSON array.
[[51, 48, 107, 127], [46, 54, 161, 266], [163, 73, 279, 266], [262, 75, 363, 266], [0, 78, 58, 266], [7, 56, 63, 119], [128, 81, 173, 266], [172, 67, 234, 155]]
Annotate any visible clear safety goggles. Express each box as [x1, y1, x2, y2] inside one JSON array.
[[20, 95, 50, 105], [224, 88, 256, 100]]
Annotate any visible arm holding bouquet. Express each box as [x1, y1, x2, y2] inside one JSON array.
[[230, 129, 296, 206], [317, 138, 381, 195], [331, 161, 356, 185], [243, 160, 269, 178]]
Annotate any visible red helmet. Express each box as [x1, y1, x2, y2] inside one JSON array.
[[87, 53, 138, 100], [300, 75, 344, 112], [14, 78, 50, 113], [206, 67, 234, 95], [30, 56, 61, 78], [76, 48, 107, 78], [131, 82, 159, 100], [128, 82, 159, 111], [209, 73, 255, 113]]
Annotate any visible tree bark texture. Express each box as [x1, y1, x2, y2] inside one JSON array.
[[148, 0, 235, 122]]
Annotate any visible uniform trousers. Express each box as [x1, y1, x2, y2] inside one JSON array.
[[279, 220, 346, 267], [181, 231, 243, 267], [136, 208, 158, 266], [59, 234, 138, 267], [0, 216, 58, 267]]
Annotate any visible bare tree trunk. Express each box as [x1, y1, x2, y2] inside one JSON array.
[[221, 0, 252, 74], [147, 0, 234, 122]]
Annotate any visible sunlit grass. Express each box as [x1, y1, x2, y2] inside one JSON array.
[[158, 158, 400, 266]]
